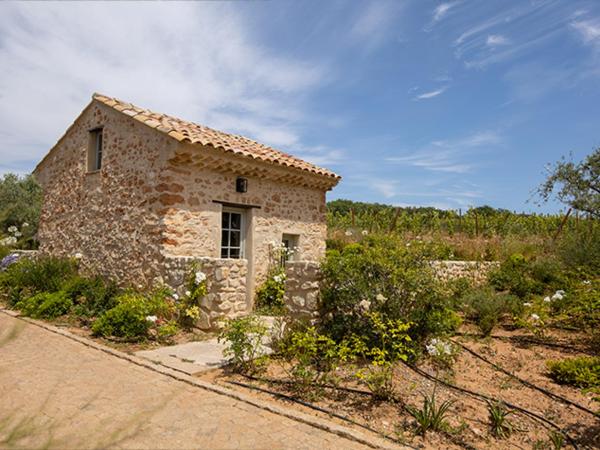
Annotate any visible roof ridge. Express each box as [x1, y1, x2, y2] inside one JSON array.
[[91, 93, 340, 181]]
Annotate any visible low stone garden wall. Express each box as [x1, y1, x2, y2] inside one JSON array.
[[431, 260, 499, 285], [163, 256, 248, 330], [283, 261, 321, 320]]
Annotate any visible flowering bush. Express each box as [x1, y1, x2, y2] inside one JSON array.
[[0, 253, 20, 271], [320, 234, 459, 345], [425, 337, 459, 371], [177, 263, 208, 328], [255, 269, 286, 315]]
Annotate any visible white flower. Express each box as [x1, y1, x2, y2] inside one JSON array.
[[523, 302, 532, 307], [543, 296, 551, 303], [345, 230, 353, 236], [375, 293, 387, 302], [21, 222, 29, 228], [531, 313, 540, 321], [194, 271, 206, 284], [556, 290, 565, 295], [74, 252, 83, 259], [361, 230, 368, 236], [185, 290, 191, 297], [406, 242, 411, 247], [358, 299, 371, 311], [583, 280, 591, 285], [551, 292, 563, 301], [0, 236, 17, 246], [13, 231, 22, 237], [146, 315, 157, 323], [172, 293, 179, 300], [273, 275, 282, 283], [7, 226, 17, 234]]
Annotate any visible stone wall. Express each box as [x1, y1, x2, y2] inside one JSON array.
[[283, 261, 321, 320], [162, 256, 248, 330], [431, 260, 499, 285]]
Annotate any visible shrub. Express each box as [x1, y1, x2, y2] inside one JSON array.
[[177, 263, 208, 328], [461, 288, 522, 335], [320, 235, 457, 345], [63, 276, 120, 318], [547, 356, 600, 388], [0, 256, 78, 305], [218, 315, 270, 374], [156, 320, 179, 343], [15, 291, 73, 319], [255, 269, 286, 315], [92, 291, 171, 340], [557, 227, 600, 273]]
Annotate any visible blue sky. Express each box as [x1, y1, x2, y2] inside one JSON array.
[[1, 1, 599, 213]]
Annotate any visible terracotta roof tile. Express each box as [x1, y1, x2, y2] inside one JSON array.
[[92, 93, 341, 181]]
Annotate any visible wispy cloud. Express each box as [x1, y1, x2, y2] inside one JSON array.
[[414, 87, 447, 100], [571, 19, 600, 45], [433, 2, 456, 23], [386, 130, 501, 173], [486, 34, 509, 47], [351, 1, 404, 51]]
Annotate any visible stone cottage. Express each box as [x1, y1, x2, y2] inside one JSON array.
[[33, 93, 340, 327]]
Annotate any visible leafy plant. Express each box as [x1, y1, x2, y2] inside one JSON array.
[[547, 356, 600, 388], [15, 291, 73, 319], [0, 256, 78, 305], [460, 288, 522, 335], [406, 388, 454, 436], [487, 401, 514, 438], [63, 275, 120, 318], [254, 269, 286, 315], [549, 431, 565, 450], [218, 315, 270, 374], [91, 291, 171, 341], [0, 173, 42, 248], [320, 235, 458, 345], [177, 263, 208, 328]]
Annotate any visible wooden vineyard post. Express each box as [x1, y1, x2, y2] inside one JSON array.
[[552, 208, 572, 242]]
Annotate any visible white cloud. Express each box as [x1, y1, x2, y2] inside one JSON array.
[[415, 87, 447, 100], [386, 130, 501, 173], [571, 19, 600, 45], [351, 1, 404, 50], [0, 2, 333, 174], [433, 3, 455, 23], [486, 34, 509, 47]]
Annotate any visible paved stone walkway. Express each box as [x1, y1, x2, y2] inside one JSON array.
[[0, 314, 371, 449]]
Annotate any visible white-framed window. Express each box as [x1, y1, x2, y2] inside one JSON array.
[[88, 128, 103, 171], [221, 208, 245, 259]]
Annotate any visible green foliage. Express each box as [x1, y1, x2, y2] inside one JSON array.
[[15, 291, 73, 319], [352, 313, 413, 400], [406, 388, 454, 436], [255, 269, 286, 315], [91, 291, 171, 341], [320, 235, 457, 345], [177, 263, 208, 328], [218, 315, 269, 374], [557, 227, 600, 273], [0, 256, 78, 305], [536, 148, 600, 218], [489, 254, 567, 298], [546, 356, 600, 388], [62, 276, 120, 318], [460, 288, 522, 336], [487, 401, 514, 438], [156, 320, 180, 343], [0, 173, 42, 248], [279, 326, 343, 395]]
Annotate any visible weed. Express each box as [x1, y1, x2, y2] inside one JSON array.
[[405, 388, 454, 436], [487, 400, 514, 438]]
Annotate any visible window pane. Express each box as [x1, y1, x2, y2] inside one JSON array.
[[230, 248, 240, 259], [230, 213, 241, 230], [230, 230, 240, 247], [221, 230, 229, 247], [221, 248, 228, 258], [222, 212, 230, 229]]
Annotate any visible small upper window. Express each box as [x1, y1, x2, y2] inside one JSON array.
[[88, 128, 103, 171]]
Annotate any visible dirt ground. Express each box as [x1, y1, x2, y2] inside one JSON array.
[[199, 327, 600, 450]]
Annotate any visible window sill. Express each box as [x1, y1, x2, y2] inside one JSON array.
[[85, 169, 101, 175]]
